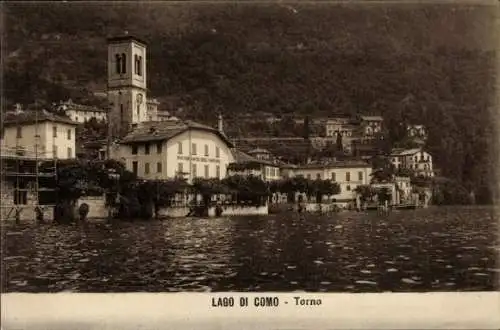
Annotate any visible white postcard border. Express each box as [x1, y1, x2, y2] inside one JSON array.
[[2, 292, 500, 329]]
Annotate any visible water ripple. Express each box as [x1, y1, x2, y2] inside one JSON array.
[[1, 206, 498, 292]]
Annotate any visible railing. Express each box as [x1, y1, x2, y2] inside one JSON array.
[[0, 147, 49, 159]]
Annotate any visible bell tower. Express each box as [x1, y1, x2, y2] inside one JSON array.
[[107, 34, 148, 137]]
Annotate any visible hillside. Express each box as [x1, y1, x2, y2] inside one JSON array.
[[3, 2, 499, 202]]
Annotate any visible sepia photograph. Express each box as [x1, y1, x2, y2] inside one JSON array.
[[1, 0, 499, 327]]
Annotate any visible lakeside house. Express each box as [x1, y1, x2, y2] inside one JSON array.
[[228, 149, 281, 182], [0, 153, 57, 221], [1, 107, 74, 221], [281, 159, 373, 206], [1, 109, 78, 160], [394, 175, 412, 203], [109, 119, 234, 183], [231, 137, 313, 164], [390, 147, 434, 177], [369, 175, 414, 206]]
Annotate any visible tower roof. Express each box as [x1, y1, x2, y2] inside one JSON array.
[[107, 35, 147, 46]]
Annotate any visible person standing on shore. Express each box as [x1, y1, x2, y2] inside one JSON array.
[[297, 194, 305, 214]]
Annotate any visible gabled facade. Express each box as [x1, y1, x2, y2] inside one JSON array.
[[407, 124, 427, 139], [406, 124, 428, 145], [1, 110, 77, 160], [359, 115, 384, 137], [110, 120, 234, 183], [324, 116, 355, 138], [390, 148, 434, 177], [228, 149, 281, 182]]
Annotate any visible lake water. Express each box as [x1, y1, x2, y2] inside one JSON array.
[[1, 206, 498, 292]]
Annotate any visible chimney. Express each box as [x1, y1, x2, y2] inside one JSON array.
[[217, 113, 224, 133]]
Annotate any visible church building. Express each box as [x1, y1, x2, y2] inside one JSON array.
[[106, 35, 235, 182], [107, 35, 156, 137]]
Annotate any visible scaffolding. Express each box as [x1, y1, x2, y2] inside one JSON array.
[[0, 104, 58, 223]]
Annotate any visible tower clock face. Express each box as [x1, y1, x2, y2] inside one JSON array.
[[136, 93, 143, 104]]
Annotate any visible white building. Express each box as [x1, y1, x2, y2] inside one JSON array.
[[390, 148, 434, 177], [406, 124, 427, 145], [324, 116, 355, 138], [247, 148, 272, 161], [110, 120, 234, 183], [1, 110, 77, 160], [359, 115, 384, 137], [156, 110, 179, 122], [105, 34, 237, 182], [228, 149, 281, 182], [55, 99, 107, 123], [281, 160, 373, 204], [146, 98, 160, 121], [407, 124, 427, 139], [394, 175, 412, 202]]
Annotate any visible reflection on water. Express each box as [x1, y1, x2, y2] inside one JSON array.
[[1, 206, 498, 292]]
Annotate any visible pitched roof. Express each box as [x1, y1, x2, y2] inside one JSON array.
[[231, 149, 277, 167], [119, 120, 233, 147], [232, 137, 313, 157], [407, 124, 426, 129], [107, 35, 147, 46], [284, 159, 371, 170], [391, 148, 422, 156], [325, 115, 354, 123], [59, 100, 105, 113], [248, 148, 270, 154], [361, 115, 384, 121], [2, 110, 77, 127]]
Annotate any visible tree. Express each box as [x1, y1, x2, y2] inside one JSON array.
[[192, 178, 227, 205], [309, 179, 340, 203], [354, 184, 376, 203], [271, 176, 339, 203], [335, 132, 343, 153], [132, 178, 190, 218], [221, 175, 268, 205], [375, 187, 392, 204], [5, 3, 496, 206], [394, 167, 413, 177], [303, 115, 310, 140], [38, 158, 135, 223], [431, 178, 471, 205], [370, 156, 395, 183], [272, 177, 306, 202]]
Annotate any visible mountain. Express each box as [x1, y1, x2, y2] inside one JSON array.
[[3, 2, 499, 202]]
